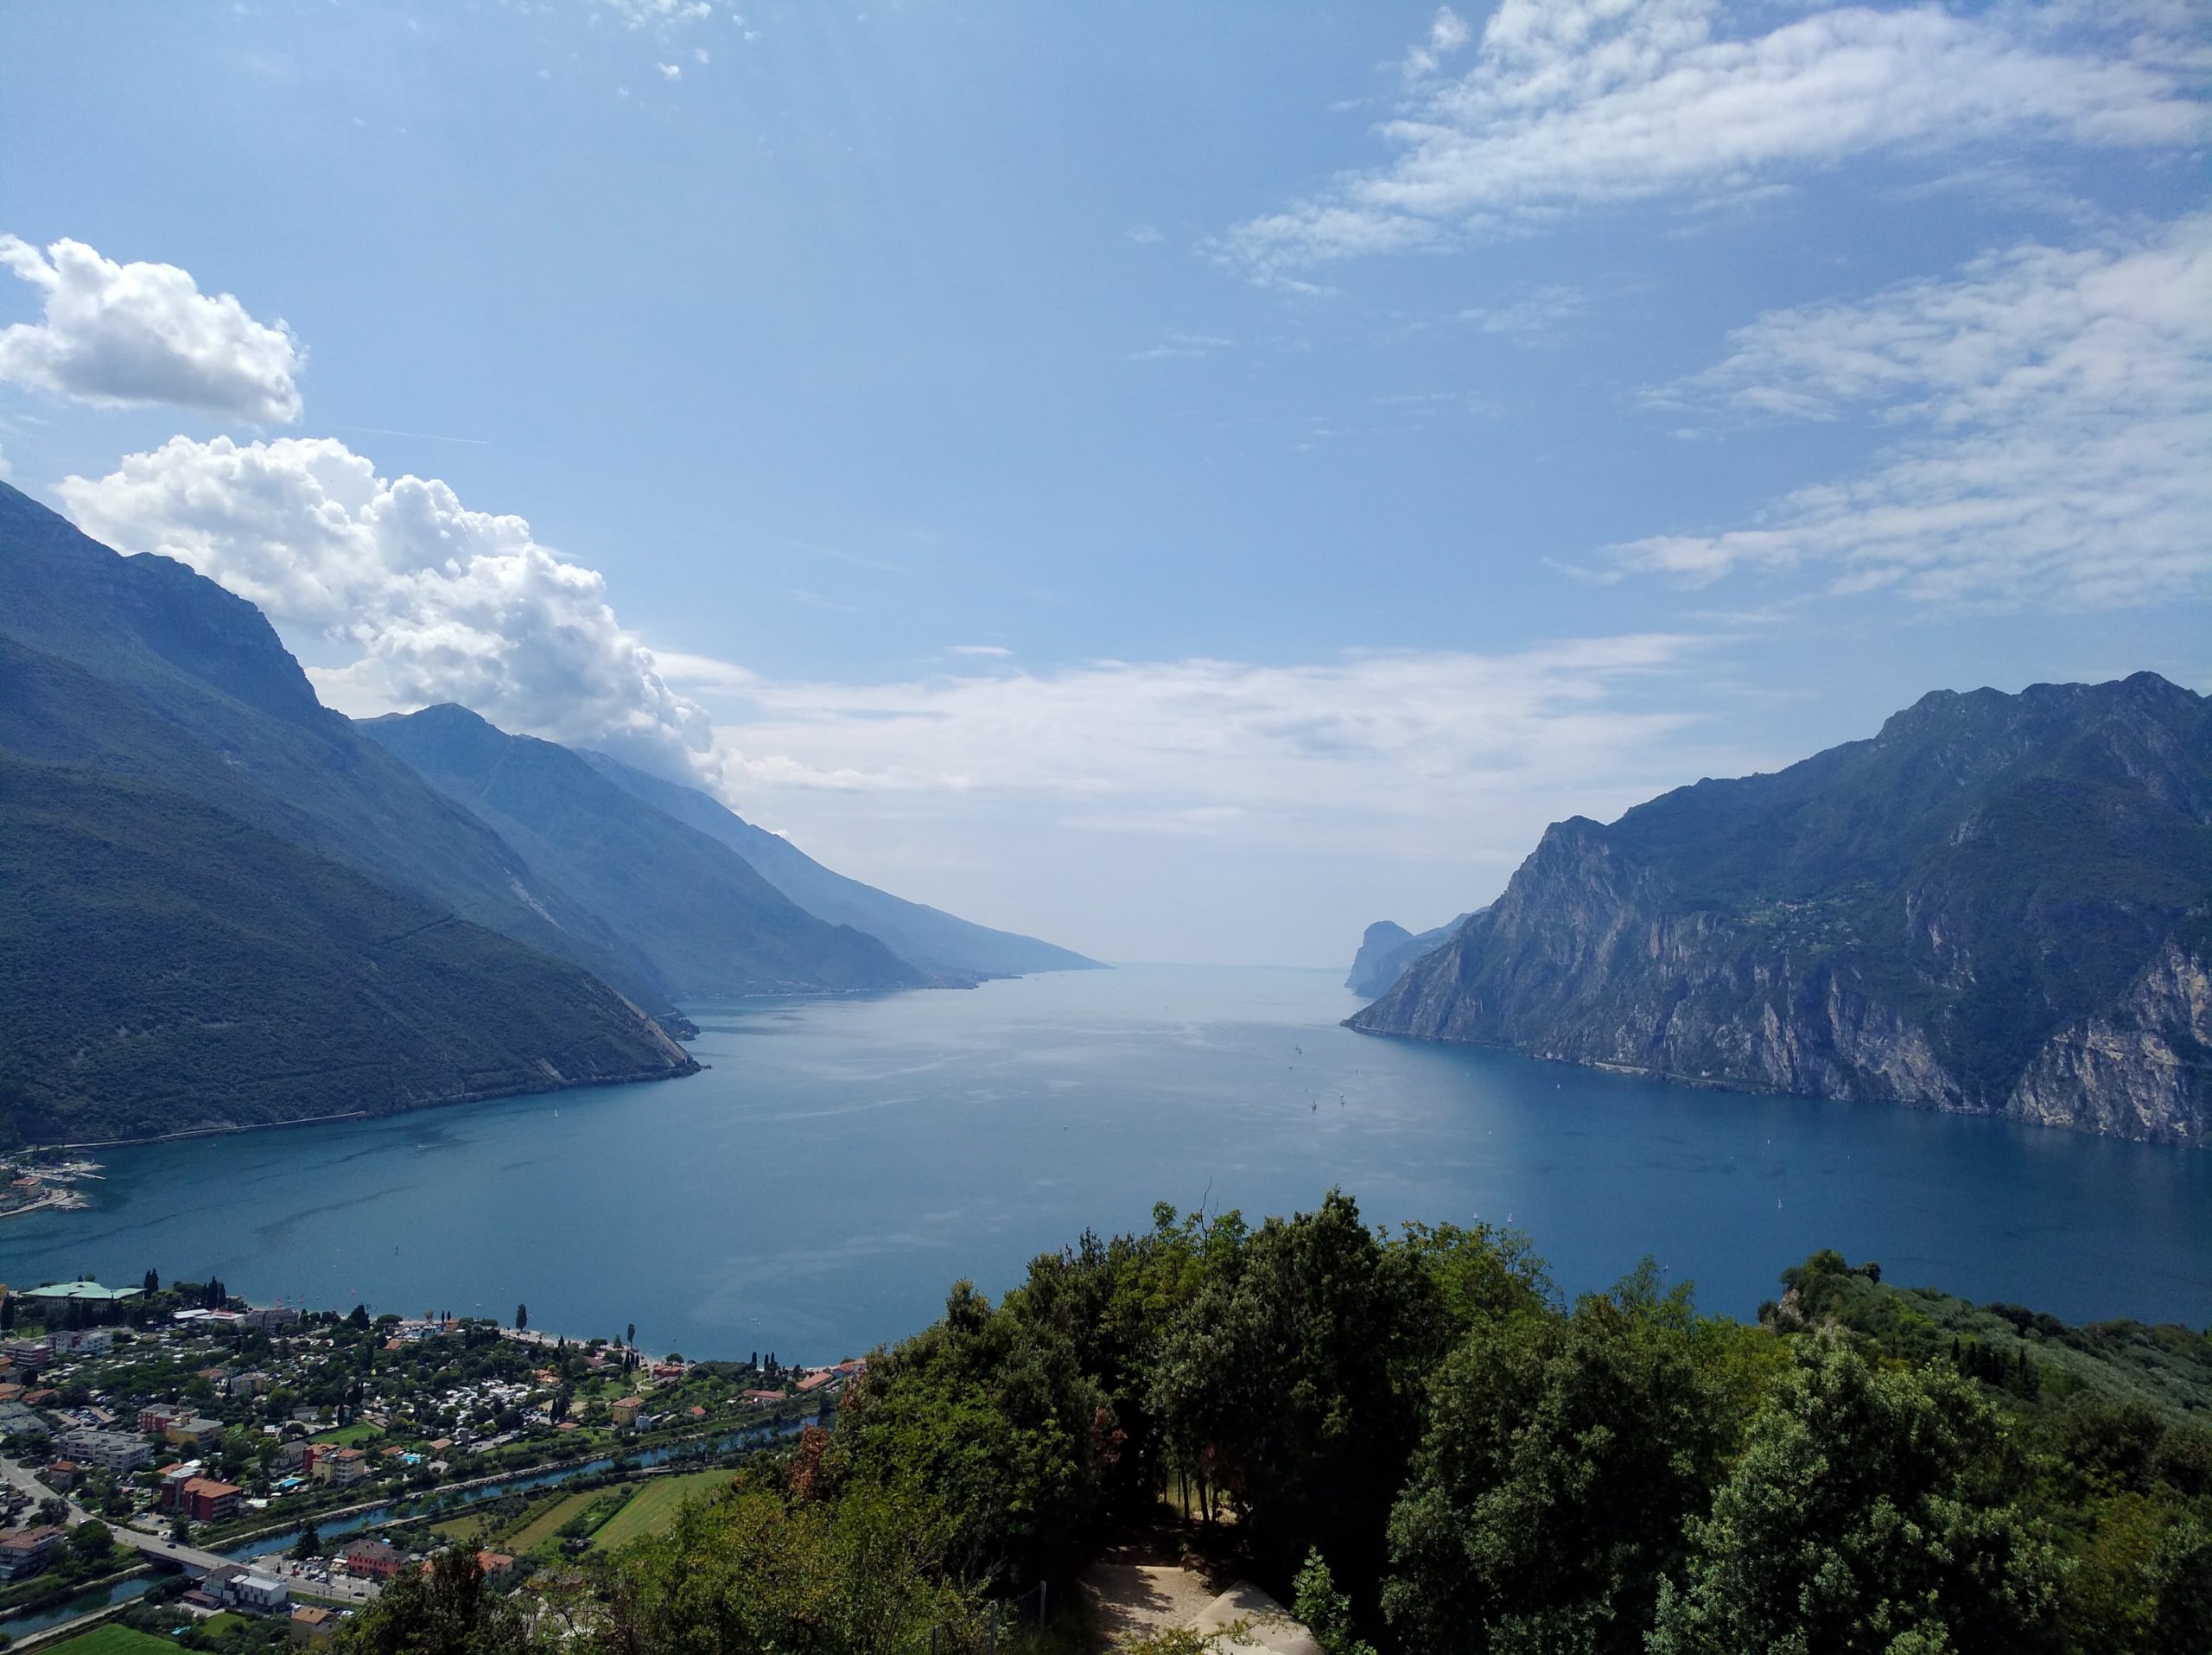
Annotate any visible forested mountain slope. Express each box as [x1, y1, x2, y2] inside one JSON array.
[[0, 751, 695, 1145], [1351, 675, 2212, 1144], [580, 748, 1100, 981], [362, 704, 927, 996], [0, 481, 674, 1015]]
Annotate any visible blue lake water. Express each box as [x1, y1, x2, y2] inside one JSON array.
[[1, 965, 2205, 1361]]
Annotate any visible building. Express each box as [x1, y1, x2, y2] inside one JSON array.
[[164, 1416, 226, 1450], [157, 1463, 199, 1511], [0, 1526, 64, 1580], [49, 1327, 113, 1355], [315, 1447, 368, 1486], [140, 1404, 188, 1435], [341, 1539, 405, 1581], [476, 1550, 515, 1584], [245, 1305, 302, 1332], [289, 1604, 337, 1643], [0, 1340, 53, 1374], [44, 1459, 80, 1490], [192, 1562, 287, 1614], [22, 1280, 141, 1307], [181, 1476, 243, 1522], [60, 1427, 150, 1473], [610, 1396, 644, 1426], [0, 1401, 50, 1438]]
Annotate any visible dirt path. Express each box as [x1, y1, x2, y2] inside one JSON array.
[[1080, 1537, 1223, 1652]]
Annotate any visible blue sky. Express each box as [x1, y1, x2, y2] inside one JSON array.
[[2, 0, 2206, 964]]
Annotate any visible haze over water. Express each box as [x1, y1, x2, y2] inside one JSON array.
[[2, 965, 2204, 1361]]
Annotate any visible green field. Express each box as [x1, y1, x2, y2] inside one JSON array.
[[501, 1487, 622, 1553], [429, 1512, 488, 1545], [312, 1420, 381, 1447], [589, 1468, 732, 1551], [42, 1628, 176, 1655]]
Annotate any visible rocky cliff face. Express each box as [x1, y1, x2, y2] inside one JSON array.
[[1351, 676, 2212, 1146]]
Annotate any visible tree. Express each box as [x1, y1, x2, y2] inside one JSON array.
[[350, 1303, 372, 1329], [516, 1303, 527, 1332], [597, 1474, 982, 1653], [143, 1268, 160, 1295], [340, 1545, 539, 1655], [1151, 1191, 1445, 1591], [626, 1322, 635, 1347], [1649, 1338, 2063, 1653], [67, 1521, 112, 1563], [294, 1521, 324, 1562], [1294, 1550, 1378, 1655], [1382, 1265, 1745, 1653]]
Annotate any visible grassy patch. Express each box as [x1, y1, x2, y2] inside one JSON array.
[[43, 1628, 178, 1655], [429, 1512, 486, 1545], [591, 1469, 732, 1551], [313, 1420, 381, 1448], [501, 1489, 608, 1554]]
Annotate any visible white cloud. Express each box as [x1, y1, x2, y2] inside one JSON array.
[[1224, 1, 2208, 277], [1613, 213, 2212, 608], [1459, 283, 1590, 347], [57, 436, 714, 773], [1130, 328, 1234, 361], [945, 644, 1012, 659], [597, 0, 713, 29], [657, 61, 681, 79], [0, 236, 304, 423], [696, 636, 1720, 847]]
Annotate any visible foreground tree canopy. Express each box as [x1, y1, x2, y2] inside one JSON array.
[[335, 1198, 2212, 1653]]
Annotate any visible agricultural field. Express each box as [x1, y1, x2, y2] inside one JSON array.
[[588, 1468, 733, 1551], [43, 1628, 176, 1655], [500, 1487, 625, 1554]]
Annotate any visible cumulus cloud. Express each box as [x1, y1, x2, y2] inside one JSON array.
[[1224, 0, 2208, 277], [0, 237, 304, 423], [57, 436, 713, 773], [1613, 213, 2212, 608]]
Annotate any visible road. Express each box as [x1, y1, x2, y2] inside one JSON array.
[[0, 1454, 227, 1574]]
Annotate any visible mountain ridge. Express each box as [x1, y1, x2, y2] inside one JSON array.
[[359, 703, 929, 996], [578, 748, 1102, 983], [1349, 674, 2212, 1145]]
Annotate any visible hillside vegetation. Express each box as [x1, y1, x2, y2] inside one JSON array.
[[341, 1195, 2212, 1654], [0, 754, 694, 1145]]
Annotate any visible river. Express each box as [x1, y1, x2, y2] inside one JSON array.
[[0, 965, 2203, 1360]]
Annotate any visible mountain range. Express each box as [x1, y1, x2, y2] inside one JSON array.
[[1350, 675, 2212, 1145], [0, 481, 1092, 1145]]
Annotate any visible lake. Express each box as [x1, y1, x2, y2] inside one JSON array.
[[1, 964, 2205, 1361]]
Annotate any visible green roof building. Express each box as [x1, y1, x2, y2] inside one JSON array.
[[21, 1280, 142, 1302]]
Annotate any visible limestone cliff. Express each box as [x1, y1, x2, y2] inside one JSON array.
[[1350, 675, 2212, 1145]]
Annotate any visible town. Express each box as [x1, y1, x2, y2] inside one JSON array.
[[0, 1274, 855, 1649]]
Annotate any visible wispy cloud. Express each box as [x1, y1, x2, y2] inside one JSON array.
[[1131, 328, 1234, 361], [1222, 0, 2207, 281], [1459, 283, 1590, 347], [1613, 213, 2212, 608]]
